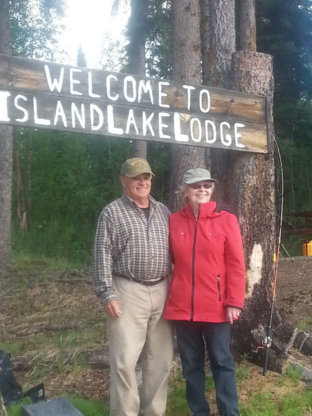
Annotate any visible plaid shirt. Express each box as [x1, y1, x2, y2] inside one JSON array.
[[92, 193, 171, 305]]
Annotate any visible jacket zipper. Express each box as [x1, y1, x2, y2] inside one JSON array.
[[191, 207, 200, 320], [217, 274, 221, 301]]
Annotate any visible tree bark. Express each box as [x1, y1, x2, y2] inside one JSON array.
[[0, 0, 13, 274], [27, 129, 32, 229], [203, 0, 236, 202], [230, 51, 279, 370], [14, 128, 26, 230], [199, 0, 211, 171], [239, 0, 256, 51], [206, 0, 236, 89], [169, 0, 205, 212], [200, 0, 210, 86], [129, 0, 147, 159]]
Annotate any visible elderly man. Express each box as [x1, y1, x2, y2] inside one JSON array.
[[92, 158, 173, 416]]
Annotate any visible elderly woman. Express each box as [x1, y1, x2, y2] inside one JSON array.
[[164, 168, 245, 416]]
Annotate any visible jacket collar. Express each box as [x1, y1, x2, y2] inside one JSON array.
[[182, 201, 218, 218]]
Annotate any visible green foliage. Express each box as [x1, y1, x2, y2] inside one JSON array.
[[6, 396, 109, 416], [205, 374, 215, 389], [123, 0, 171, 78], [240, 392, 276, 415], [145, 0, 172, 79], [239, 389, 312, 415], [166, 376, 189, 416], [11, 126, 172, 265], [12, 130, 132, 265], [0, 339, 22, 356], [257, 0, 312, 232], [286, 365, 302, 386], [9, 0, 65, 60], [298, 319, 309, 332], [67, 396, 109, 416], [6, 398, 32, 416], [235, 365, 250, 382]]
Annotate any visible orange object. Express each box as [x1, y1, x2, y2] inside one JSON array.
[[303, 240, 312, 256]]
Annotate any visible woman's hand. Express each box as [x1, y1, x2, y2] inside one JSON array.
[[226, 307, 241, 324]]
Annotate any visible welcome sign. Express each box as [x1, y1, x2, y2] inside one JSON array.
[[0, 54, 270, 153]]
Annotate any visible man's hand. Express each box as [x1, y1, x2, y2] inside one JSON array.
[[226, 307, 241, 324], [104, 300, 121, 317]]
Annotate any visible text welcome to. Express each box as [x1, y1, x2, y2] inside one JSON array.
[[0, 54, 269, 153]]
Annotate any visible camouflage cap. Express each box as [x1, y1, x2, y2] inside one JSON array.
[[121, 158, 155, 177]]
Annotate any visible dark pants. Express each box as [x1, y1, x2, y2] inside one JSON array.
[[175, 321, 239, 416]]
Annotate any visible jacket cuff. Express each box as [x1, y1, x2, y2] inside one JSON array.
[[224, 300, 244, 309]]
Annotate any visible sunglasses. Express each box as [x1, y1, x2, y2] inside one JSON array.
[[188, 183, 214, 190]]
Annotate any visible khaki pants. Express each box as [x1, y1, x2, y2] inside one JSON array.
[[108, 276, 173, 416]]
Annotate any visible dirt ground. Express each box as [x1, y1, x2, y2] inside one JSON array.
[[276, 257, 312, 332], [0, 257, 312, 413]]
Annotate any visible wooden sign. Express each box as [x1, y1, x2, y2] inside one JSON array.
[[0, 54, 270, 153]]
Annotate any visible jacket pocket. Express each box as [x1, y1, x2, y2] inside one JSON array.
[[217, 275, 221, 301]]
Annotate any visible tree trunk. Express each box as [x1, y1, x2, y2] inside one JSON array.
[[239, 0, 256, 51], [14, 128, 27, 230], [203, 0, 236, 203], [0, 0, 13, 274], [27, 129, 32, 229], [199, 0, 211, 171], [230, 51, 279, 370], [129, 0, 147, 159], [169, 0, 205, 212], [206, 0, 235, 89]]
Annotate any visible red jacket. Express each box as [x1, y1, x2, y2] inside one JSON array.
[[164, 201, 245, 323]]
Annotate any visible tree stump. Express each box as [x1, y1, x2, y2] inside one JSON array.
[[229, 51, 283, 371]]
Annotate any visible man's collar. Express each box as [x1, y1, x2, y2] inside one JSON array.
[[121, 193, 157, 208]]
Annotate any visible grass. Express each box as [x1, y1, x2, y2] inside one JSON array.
[[235, 365, 251, 382], [299, 320, 309, 332], [6, 396, 109, 416], [166, 362, 311, 416], [3, 355, 312, 416], [6, 389, 312, 416], [0, 339, 22, 356], [286, 365, 302, 386], [298, 315, 312, 332], [11, 252, 88, 272], [1, 260, 311, 416], [11, 225, 92, 271], [240, 389, 312, 416], [166, 373, 189, 416]]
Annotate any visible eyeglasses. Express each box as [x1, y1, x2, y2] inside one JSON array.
[[188, 183, 213, 190]]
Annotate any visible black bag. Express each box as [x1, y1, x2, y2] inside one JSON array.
[[0, 350, 45, 408]]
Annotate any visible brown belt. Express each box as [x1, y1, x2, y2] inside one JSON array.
[[119, 275, 165, 286]]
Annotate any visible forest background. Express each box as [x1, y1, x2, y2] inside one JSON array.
[[9, 0, 312, 268]]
